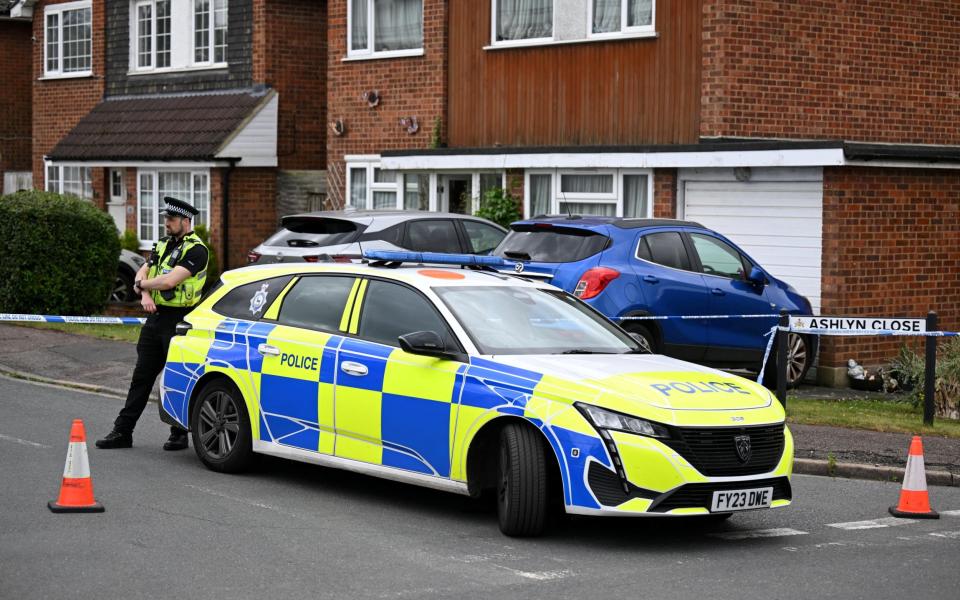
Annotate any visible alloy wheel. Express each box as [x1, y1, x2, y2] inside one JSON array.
[[197, 391, 241, 459], [786, 333, 808, 384]]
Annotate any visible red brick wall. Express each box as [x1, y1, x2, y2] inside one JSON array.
[[253, 0, 326, 170], [0, 20, 32, 192], [32, 0, 105, 190], [701, 0, 960, 144], [225, 168, 278, 269], [819, 167, 960, 367], [653, 169, 677, 218], [326, 0, 447, 208]]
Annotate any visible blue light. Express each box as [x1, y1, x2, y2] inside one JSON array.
[[363, 250, 512, 267]]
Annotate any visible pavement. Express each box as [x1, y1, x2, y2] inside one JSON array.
[[2, 322, 958, 487]]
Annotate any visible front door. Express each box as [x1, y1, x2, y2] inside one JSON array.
[[334, 278, 463, 477], [107, 169, 126, 233], [257, 275, 358, 454], [441, 174, 473, 214]]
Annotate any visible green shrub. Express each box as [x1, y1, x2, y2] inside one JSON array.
[[474, 187, 521, 229], [192, 224, 219, 292], [0, 190, 119, 315], [119, 229, 140, 253], [889, 338, 960, 419]]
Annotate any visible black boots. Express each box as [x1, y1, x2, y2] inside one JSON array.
[[95, 430, 133, 449], [163, 430, 189, 451]]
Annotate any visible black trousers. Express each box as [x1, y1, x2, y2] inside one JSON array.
[[113, 311, 188, 435]]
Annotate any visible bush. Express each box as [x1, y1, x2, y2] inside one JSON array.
[[889, 338, 960, 419], [0, 190, 120, 315], [192, 224, 219, 292], [119, 229, 140, 253], [474, 187, 521, 229]]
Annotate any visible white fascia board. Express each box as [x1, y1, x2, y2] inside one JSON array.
[[11, 0, 35, 18], [842, 159, 960, 170], [215, 92, 278, 167], [44, 159, 233, 168], [381, 148, 849, 171]]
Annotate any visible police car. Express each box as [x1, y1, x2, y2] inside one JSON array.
[[160, 252, 793, 536]]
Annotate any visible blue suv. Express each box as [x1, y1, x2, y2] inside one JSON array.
[[492, 217, 816, 387]]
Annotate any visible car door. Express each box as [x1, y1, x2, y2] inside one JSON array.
[[631, 230, 711, 361], [688, 232, 776, 362], [334, 278, 464, 477], [459, 219, 507, 255], [257, 275, 359, 454]]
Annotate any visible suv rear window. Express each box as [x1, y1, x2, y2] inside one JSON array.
[[263, 218, 364, 248], [494, 226, 609, 263]]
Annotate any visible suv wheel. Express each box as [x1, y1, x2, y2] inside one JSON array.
[[111, 268, 136, 303], [764, 332, 812, 389], [623, 322, 657, 354]]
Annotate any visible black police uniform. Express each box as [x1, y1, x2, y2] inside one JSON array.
[[97, 198, 208, 450]]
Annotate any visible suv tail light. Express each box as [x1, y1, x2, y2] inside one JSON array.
[[303, 255, 320, 263], [247, 251, 261, 263], [331, 254, 359, 263], [574, 267, 620, 299]]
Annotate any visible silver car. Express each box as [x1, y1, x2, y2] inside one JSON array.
[[247, 210, 508, 264]]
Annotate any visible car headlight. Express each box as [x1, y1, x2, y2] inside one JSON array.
[[576, 403, 670, 439]]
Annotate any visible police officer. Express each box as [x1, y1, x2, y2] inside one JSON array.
[[97, 197, 209, 451]]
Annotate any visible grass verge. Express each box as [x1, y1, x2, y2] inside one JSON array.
[[11, 322, 141, 343], [786, 396, 960, 439]]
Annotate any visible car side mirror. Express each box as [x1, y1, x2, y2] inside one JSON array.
[[747, 266, 766, 286], [398, 331, 464, 362]]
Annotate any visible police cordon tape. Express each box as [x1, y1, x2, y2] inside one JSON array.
[[0, 313, 146, 325]]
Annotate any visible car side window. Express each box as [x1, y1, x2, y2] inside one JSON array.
[[358, 280, 457, 349], [403, 219, 462, 253], [690, 233, 746, 280], [462, 221, 506, 254], [276, 276, 356, 332], [641, 232, 692, 271], [212, 276, 294, 320]]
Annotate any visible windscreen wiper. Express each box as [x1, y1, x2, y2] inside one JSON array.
[[560, 349, 617, 354], [503, 250, 532, 260]]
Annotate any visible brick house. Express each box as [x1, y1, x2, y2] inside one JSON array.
[[0, 0, 32, 194], [14, 0, 326, 269], [328, 0, 960, 383]]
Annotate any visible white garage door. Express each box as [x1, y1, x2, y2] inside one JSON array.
[[681, 169, 823, 314]]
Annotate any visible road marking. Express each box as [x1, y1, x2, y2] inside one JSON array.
[[711, 528, 808, 540], [494, 566, 573, 581], [940, 510, 960, 517], [0, 433, 51, 449], [929, 530, 960, 539], [827, 517, 920, 530], [183, 484, 302, 518]]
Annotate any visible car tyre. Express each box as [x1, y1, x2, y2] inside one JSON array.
[[623, 322, 657, 354], [190, 380, 253, 473], [111, 268, 136, 303], [763, 332, 813, 389], [497, 423, 549, 537]]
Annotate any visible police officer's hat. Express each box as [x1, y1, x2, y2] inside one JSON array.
[[159, 196, 199, 219]]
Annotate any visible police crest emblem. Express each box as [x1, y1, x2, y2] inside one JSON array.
[[249, 283, 270, 316]]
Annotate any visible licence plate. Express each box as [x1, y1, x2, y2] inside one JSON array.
[[710, 487, 774, 512]]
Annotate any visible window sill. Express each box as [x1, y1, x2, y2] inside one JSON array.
[[38, 72, 94, 81], [127, 63, 229, 76], [342, 49, 425, 62], [484, 31, 658, 51]]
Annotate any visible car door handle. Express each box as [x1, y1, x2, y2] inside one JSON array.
[[642, 275, 659, 284], [340, 361, 369, 376], [711, 288, 726, 296], [257, 344, 280, 356]]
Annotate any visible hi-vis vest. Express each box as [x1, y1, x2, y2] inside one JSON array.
[[149, 232, 208, 308]]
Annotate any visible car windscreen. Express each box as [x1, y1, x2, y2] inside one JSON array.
[[435, 286, 639, 355], [493, 226, 609, 263], [263, 218, 365, 248]]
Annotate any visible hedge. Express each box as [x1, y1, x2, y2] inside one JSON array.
[[0, 190, 120, 315]]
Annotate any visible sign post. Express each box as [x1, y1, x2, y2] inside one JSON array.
[[925, 311, 937, 427], [777, 309, 788, 407]]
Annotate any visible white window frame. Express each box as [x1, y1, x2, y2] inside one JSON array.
[[192, 0, 228, 67], [44, 162, 94, 199], [43, 0, 93, 79], [127, 0, 228, 75], [490, 0, 555, 48], [132, 0, 173, 71], [587, 0, 656, 40], [346, 0, 425, 61], [136, 168, 210, 249], [523, 168, 654, 218]]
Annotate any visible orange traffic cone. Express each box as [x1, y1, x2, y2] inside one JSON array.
[[48, 419, 104, 513], [889, 435, 938, 519]]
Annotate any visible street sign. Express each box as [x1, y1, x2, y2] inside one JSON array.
[[789, 316, 927, 333]]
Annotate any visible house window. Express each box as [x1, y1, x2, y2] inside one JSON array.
[[46, 164, 93, 199], [138, 169, 210, 246], [403, 174, 429, 210], [194, 0, 228, 64], [525, 170, 652, 218], [44, 1, 92, 77], [493, 0, 552, 43], [349, 0, 423, 58], [134, 0, 172, 69], [591, 0, 655, 36], [347, 161, 401, 209]]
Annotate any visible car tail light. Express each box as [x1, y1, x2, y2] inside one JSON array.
[[303, 255, 320, 263], [574, 267, 620, 299], [247, 251, 261, 263], [331, 254, 359, 263]]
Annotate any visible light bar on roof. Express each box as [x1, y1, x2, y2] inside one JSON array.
[[363, 250, 512, 267]]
